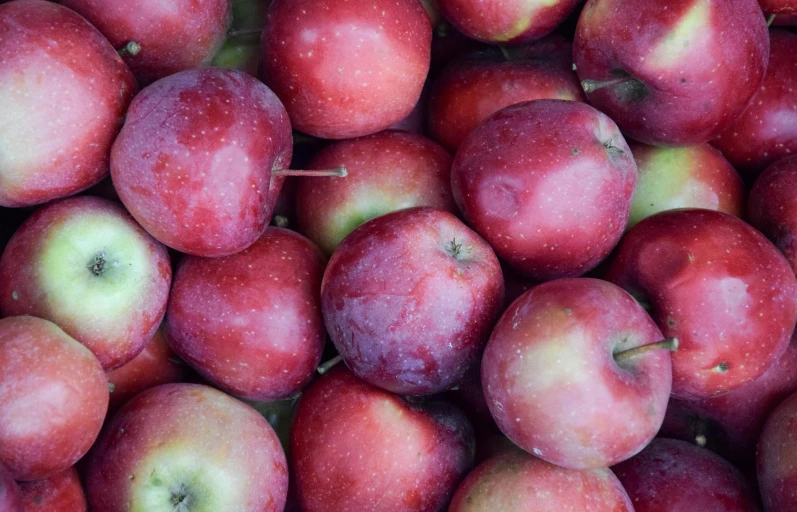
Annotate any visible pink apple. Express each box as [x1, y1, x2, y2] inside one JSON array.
[[296, 130, 456, 255], [166, 227, 326, 401], [259, 0, 432, 139], [111, 68, 293, 257], [291, 366, 474, 512], [0, 464, 22, 512], [605, 208, 797, 399], [18, 467, 87, 512], [0, 316, 107, 481], [452, 99, 637, 281], [321, 207, 504, 395], [0, 196, 172, 370], [574, 0, 769, 146], [748, 155, 797, 273], [758, 389, 797, 511], [0, 0, 136, 207]]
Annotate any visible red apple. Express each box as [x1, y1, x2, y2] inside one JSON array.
[[259, 0, 432, 139], [111, 68, 293, 257], [86, 383, 288, 511], [291, 366, 474, 512], [449, 450, 634, 511], [574, 0, 769, 146], [321, 207, 503, 395], [0, 464, 22, 512], [605, 209, 797, 399], [166, 227, 326, 401], [428, 37, 585, 152], [435, 0, 582, 45], [0, 0, 136, 208], [482, 278, 673, 470], [0, 316, 107, 481], [0, 196, 172, 370], [451, 99, 637, 281], [613, 438, 759, 512], [18, 467, 87, 512], [296, 130, 456, 255], [758, 389, 797, 511], [748, 154, 797, 273], [59, 0, 231, 85], [627, 142, 745, 228]]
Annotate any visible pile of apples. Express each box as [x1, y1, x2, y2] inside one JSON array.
[[3, 0, 797, 510]]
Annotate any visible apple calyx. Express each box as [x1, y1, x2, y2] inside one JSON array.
[[272, 167, 348, 178], [117, 41, 141, 58], [317, 354, 343, 375], [713, 362, 729, 373], [271, 215, 290, 228], [171, 483, 191, 512], [87, 251, 113, 277], [614, 337, 679, 363]]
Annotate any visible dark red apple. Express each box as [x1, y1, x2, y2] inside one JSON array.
[[0, 464, 22, 512], [0, 0, 136, 208], [86, 383, 288, 511], [166, 227, 326, 401], [259, 0, 431, 139], [321, 207, 503, 395], [0, 196, 172, 370], [450, 450, 634, 511], [574, 0, 769, 146], [111, 67, 292, 257], [291, 366, 474, 512], [296, 130, 456, 255], [748, 154, 797, 273], [0, 316, 107, 481], [758, 389, 797, 511], [613, 438, 759, 512], [452, 99, 637, 281], [18, 467, 87, 512], [605, 209, 797, 399]]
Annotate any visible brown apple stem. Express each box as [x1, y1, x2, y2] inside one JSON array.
[[117, 41, 141, 58], [273, 168, 348, 178], [317, 355, 343, 375], [767, 14, 776, 26], [499, 46, 513, 61], [614, 338, 679, 362], [227, 27, 263, 39], [581, 76, 633, 94]]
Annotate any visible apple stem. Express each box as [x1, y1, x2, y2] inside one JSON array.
[[614, 338, 679, 362], [272, 215, 290, 228], [767, 14, 776, 26], [317, 355, 343, 375], [499, 46, 513, 61], [273, 168, 348, 178], [581, 76, 633, 94], [117, 41, 141, 58], [227, 27, 263, 39]]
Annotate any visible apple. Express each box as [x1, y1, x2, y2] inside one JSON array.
[[321, 206, 504, 395], [0, 196, 172, 370], [0, 0, 136, 208], [482, 278, 673, 470], [627, 142, 745, 229], [573, 0, 769, 146], [166, 227, 326, 401], [748, 155, 797, 273], [296, 130, 456, 255], [428, 36, 585, 152], [758, 389, 797, 511], [605, 208, 797, 399], [0, 464, 22, 512], [110, 67, 293, 257], [291, 366, 474, 512], [259, 0, 431, 139], [18, 467, 87, 512], [449, 450, 634, 511], [86, 383, 288, 512], [451, 99, 637, 281], [613, 438, 759, 511], [435, 0, 582, 45], [712, 30, 797, 177], [0, 316, 108, 481]]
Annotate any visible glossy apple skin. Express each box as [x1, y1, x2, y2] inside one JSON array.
[[59, 0, 231, 85], [18, 467, 87, 512], [321, 207, 504, 395], [436, 0, 581, 45], [449, 451, 633, 512], [0, 0, 136, 208], [166, 227, 326, 401], [111, 68, 292, 257], [613, 439, 758, 512], [0, 316, 108, 481], [605, 209, 797, 399], [452, 99, 637, 281], [574, 0, 769, 146], [758, 390, 797, 511], [0, 464, 22, 512], [428, 37, 585, 152], [748, 155, 797, 274], [482, 278, 672, 470], [260, 0, 431, 139], [291, 366, 474, 512], [627, 142, 744, 228], [86, 383, 288, 512], [0, 196, 172, 370], [296, 130, 456, 255], [713, 30, 797, 177]]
